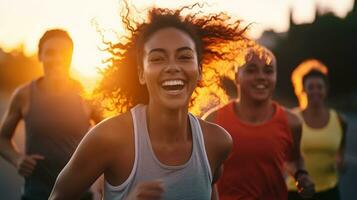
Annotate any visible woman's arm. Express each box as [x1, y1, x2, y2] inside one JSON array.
[[49, 120, 116, 200], [200, 120, 233, 200], [337, 112, 348, 172], [285, 109, 315, 198]]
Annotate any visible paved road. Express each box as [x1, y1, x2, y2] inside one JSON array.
[[339, 112, 357, 200]]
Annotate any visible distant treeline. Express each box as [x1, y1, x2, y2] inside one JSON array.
[[271, 9, 357, 109], [0, 47, 42, 92], [1, 8, 356, 110]]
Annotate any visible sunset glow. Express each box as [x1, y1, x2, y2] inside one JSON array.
[[0, 0, 354, 92]]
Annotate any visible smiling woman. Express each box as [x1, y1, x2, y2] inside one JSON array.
[[49, 1, 248, 200], [291, 59, 328, 109], [94, 2, 250, 115]]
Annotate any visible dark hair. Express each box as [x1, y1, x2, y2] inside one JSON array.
[[38, 29, 73, 56], [220, 76, 238, 99], [136, 14, 202, 69], [95, 2, 249, 114], [302, 69, 329, 88]]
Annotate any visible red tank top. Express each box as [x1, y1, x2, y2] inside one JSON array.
[[215, 101, 293, 200]]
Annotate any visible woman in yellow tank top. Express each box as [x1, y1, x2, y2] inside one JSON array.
[[287, 67, 348, 200]]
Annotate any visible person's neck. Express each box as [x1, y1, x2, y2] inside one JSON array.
[[42, 76, 71, 92], [146, 102, 190, 144], [304, 103, 328, 116], [235, 97, 275, 124]]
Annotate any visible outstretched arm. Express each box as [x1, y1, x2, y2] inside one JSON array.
[[285, 109, 315, 198], [0, 88, 24, 166], [200, 119, 232, 200], [0, 86, 45, 177]]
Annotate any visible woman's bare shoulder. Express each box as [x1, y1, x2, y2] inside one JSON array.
[[88, 111, 134, 145], [198, 119, 232, 158]]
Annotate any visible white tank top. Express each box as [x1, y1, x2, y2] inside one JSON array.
[[104, 104, 213, 200]]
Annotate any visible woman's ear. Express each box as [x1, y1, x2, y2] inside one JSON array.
[[138, 66, 146, 85], [198, 64, 203, 81], [38, 52, 43, 62], [235, 68, 240, 85]]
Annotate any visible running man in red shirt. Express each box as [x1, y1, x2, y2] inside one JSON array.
[[204, 46, 315, 200]]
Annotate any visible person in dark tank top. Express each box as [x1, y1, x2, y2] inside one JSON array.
[[0, 29, 102, 200]]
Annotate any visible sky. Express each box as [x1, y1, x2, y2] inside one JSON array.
[[0, 0, 354, 88]]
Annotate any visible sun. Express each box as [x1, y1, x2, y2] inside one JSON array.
[[70, 36, 106, 93], [67, 18, 121, 93]]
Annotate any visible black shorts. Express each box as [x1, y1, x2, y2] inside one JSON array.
[[288, 186, 340, 200]]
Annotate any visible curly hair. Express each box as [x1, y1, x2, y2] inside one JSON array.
[[94, 1, 250, 115], [291, 59, 328, 109]]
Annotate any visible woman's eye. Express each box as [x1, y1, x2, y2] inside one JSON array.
[[246, 68, 255, 73], [180, 55, 192, 59], [264, 68, 274, 74], [308, 85, 314, 91], [178, 55, 193, 60], [150, 57, 164, 62]]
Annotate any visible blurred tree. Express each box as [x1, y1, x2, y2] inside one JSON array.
[[259, 1, 357, 108], [0, 45, 42, 92]]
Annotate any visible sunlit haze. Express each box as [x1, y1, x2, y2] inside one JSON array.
[[0, 0, 354, 91]]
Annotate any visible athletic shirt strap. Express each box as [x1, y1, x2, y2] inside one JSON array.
[[286, 109, 343, 192], [104, 104, 212, 200]]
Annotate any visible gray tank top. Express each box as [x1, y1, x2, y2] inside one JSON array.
[[104, 104, 212, 200], [23, 79, 91, 199]]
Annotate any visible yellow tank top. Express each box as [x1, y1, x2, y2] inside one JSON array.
[[286, 109, 343, 192]]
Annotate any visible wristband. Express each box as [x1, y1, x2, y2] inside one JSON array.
[[294, 169, 308, 180]]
